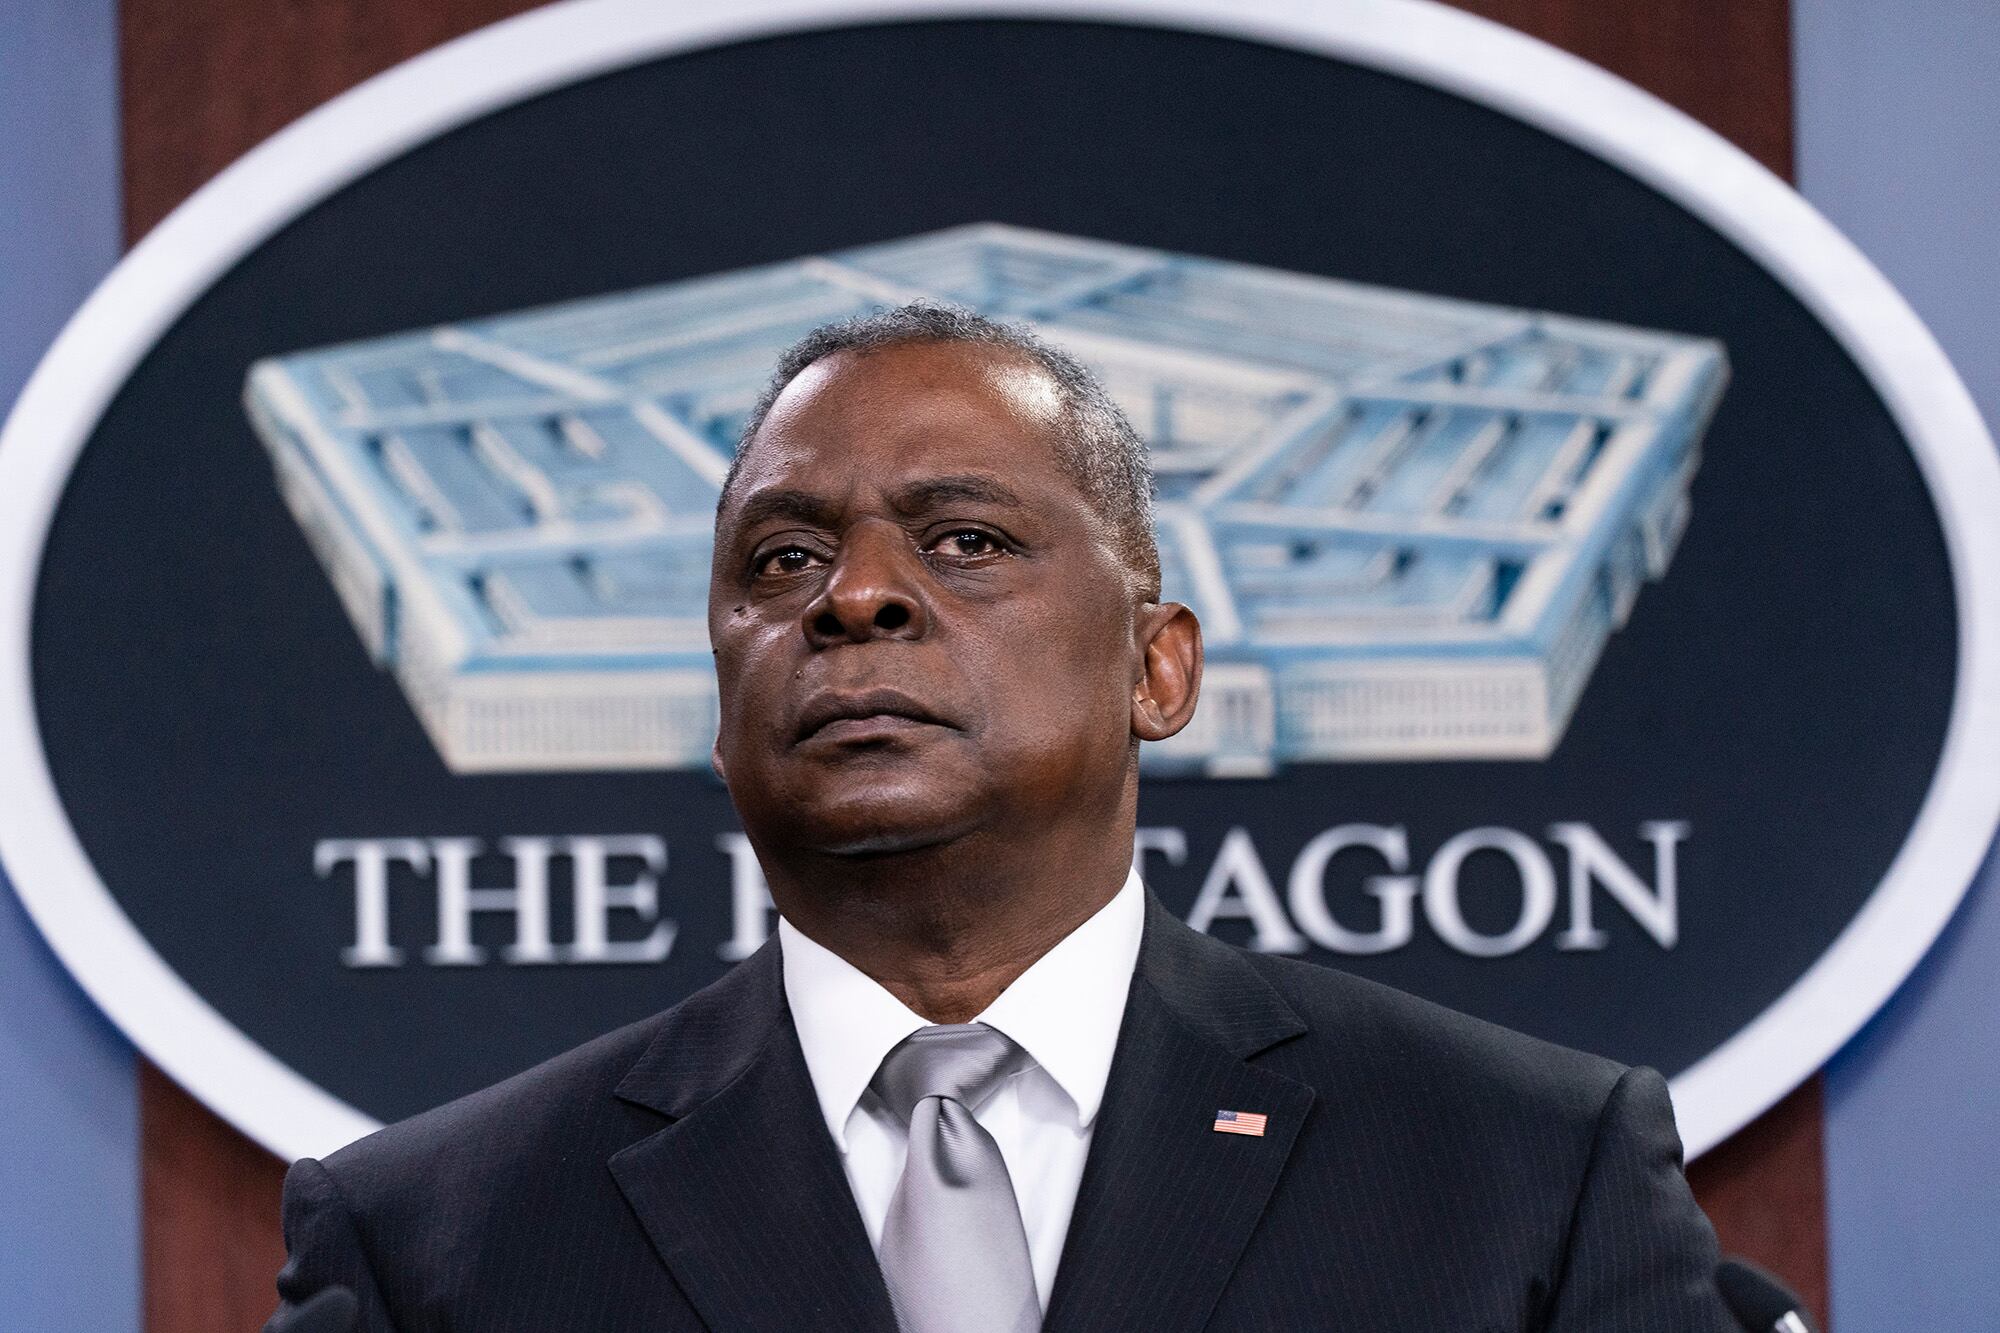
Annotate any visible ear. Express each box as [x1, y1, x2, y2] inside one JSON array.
[[709, 734, 730, 785], [1131, 601, 1203, 742]]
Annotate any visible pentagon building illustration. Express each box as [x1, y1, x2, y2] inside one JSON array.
[[245, 224, 1726, 777]]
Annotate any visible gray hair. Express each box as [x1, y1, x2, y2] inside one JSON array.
[[724, 303, 1161, 598]]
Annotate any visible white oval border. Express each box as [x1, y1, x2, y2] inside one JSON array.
[[2, 0, 1995, 1163]]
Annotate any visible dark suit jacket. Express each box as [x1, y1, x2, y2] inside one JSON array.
[[269, 895, 1733, 1331]]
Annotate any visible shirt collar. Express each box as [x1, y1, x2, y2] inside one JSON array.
[[779, 869, 1145, 1151], [973, 869, 1143, 1129]]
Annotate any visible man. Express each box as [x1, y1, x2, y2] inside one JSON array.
[[269, 305, 1733, 1330]]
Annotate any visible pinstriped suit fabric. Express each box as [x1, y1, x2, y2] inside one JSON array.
[[268, 896, 1733, 1331]]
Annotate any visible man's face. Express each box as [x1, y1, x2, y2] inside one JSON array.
[[708, 341, 1144, 861]]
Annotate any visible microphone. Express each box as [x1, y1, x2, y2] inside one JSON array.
[[267, 1285, 359, 1333], [1716, 1258, 1818, 1333]]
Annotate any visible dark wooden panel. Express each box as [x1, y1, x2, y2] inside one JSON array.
[[1690, 1075, 1831, 1327], [1446, 0, 1794, 177], [140, 1063, 288, 1333], [121, 0, 1793, 245], [121, 1, 1816, 1329], [120, 0, 543, 243]]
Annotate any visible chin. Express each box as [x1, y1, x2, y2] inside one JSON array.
[[783, 789, 986, 860], [816, 828, 959, 858]]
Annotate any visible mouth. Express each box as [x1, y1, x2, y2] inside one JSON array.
[[794, 687, 955, 745]]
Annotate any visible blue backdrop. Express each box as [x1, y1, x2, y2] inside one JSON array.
[[1800, 0, 2000, 1323], [0, 10, 135, 1331]]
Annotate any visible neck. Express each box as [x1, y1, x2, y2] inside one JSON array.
[[766, 818, 1133, 1023]]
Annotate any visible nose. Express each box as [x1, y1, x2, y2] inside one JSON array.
[[803, 519, 930, 646]]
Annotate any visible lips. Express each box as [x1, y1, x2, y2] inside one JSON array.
[[794, 687, 953, 744]]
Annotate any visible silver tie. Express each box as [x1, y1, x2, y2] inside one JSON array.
[[871, 1023, 1041, 1333]]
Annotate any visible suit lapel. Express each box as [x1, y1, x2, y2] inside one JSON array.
[[1043, 896, 1315, 1333], [608, 944, 896, 1332]]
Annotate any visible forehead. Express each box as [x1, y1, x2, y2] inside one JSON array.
[[728, 341, 1073, 502]]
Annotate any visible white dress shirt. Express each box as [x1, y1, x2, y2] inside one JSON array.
[[779, 870, 1145, 1311]]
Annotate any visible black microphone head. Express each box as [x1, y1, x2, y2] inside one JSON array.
[[1716, 1258, 1817, 1333], [272, 1284, 359, 1333]]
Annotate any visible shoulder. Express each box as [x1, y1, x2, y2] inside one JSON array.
[[1229, 948, 1699, 1268], [1134, 896, 1637, 1149], [1176, 938, 1723, 1326], [273, 1005, 686, 1310], [1247, 948, 1627, 1119], [1232, 944, 1640, 1160], [275, 950, 793, 1319], [314, 1008, 672, 1207], [317, 940, 786, 1204], [312, 937, 790, 1229]]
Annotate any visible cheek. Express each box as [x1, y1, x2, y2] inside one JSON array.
[[980, 615, 1132, 748], [709, 630, 788, 746]]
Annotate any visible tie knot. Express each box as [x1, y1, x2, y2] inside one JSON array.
[[870, 1023, 1029, 1123]]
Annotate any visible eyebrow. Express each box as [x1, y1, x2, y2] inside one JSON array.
[[726, 475, 1026, 535], [887, 475, 1025, 516], [726, 488, 842, 535]]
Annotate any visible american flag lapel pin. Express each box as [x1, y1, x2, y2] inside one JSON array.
[[1213, 1109, 1268, 1137]]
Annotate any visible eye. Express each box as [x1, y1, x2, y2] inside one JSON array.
[[753, 544, 826, 577], [929, 528, 1003, 560]]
